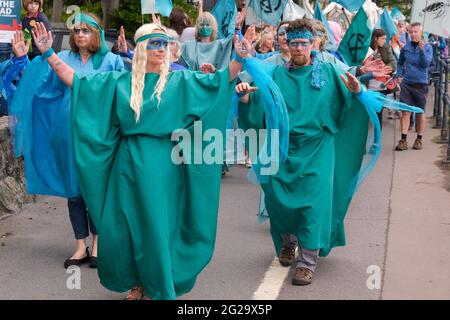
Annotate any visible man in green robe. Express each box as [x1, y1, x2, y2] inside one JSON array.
[[237, 18, 369, 286]]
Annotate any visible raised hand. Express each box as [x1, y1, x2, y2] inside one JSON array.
[[151, 13, 161, 25], [233, 35, 251, 60], [362, 58, 384, 73], [31, 22, 53, 54], [418, 39, 425, 50], [11, 30, 31, 58], [117, 26, 128, 53], [197, 0, 203, 15], [236, 7, 247, 30], [383, 65, 394, 75], [340, 72, 361, 94]]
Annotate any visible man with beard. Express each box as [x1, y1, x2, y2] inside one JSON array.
[[237, 18, 370, 285]]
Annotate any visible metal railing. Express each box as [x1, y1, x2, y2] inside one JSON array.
[[432, 50, 450, 164]]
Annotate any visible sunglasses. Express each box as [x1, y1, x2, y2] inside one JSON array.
[[288, 40, 312, 49], [147, 38, 169, 50], [73, 27, 92, 36]]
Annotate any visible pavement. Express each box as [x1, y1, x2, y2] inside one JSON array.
[[0, 92, 449, 300]]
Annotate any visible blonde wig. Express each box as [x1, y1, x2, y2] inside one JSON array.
[[131, 23, 171, 122]]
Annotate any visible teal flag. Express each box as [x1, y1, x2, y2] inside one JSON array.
[[391, 6, 406, 22], [211, 0, 237, 38], [249, 0, 289, 26], [377, 9, 398, 43], [331, 0, 365, 12], [314, 0, 336, 47], [338, 8, 372, 66]]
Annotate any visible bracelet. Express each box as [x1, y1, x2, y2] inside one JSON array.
[[233, 53, 246, 64], [355, 85, 366, 96], [42, 48, 54, 59]]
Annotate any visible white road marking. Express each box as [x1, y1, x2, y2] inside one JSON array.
[[252, 256, 291, 300]]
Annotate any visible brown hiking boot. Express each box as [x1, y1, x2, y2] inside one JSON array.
[[395, 139, 408, 151], [412, 139, 423, 150], [292, 267, 314, 286], [278, 245, 296, 267]]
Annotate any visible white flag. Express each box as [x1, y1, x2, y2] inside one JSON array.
[[283, 0, 306, 21], [411, 0, 450, 37], [141, 0, 173, 17], [141, 0, 157, 14]]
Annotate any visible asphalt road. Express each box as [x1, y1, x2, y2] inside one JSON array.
[[1, 114, 449, 300]]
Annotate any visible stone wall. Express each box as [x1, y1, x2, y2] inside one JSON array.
[[0, 117, 35, 219]]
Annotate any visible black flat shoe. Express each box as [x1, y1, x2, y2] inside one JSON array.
[[64, 247, 90, 269], [89, 256, 97, 269]]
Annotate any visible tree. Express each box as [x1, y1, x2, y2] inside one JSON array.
[[109, 0, 200, 38], [51, 0, 64, 23], [376, 0, 413, 19], [101, 0, 120, 30]]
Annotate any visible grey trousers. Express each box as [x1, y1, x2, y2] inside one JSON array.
[[282, 234, 320, 272]]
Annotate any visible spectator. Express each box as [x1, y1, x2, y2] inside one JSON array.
[[369, 28, 397, 129], [21, 0, 51, 60], [395, 22, 433, 151]]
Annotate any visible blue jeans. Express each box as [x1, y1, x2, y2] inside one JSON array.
[[68, 197, 97, 240], [282, 234, 320, 272]]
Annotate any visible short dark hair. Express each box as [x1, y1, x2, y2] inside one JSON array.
[[169, 7, 191, 36], [410, 22, 423, 28]]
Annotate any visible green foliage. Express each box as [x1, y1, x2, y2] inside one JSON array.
[[109, 0, 199, 39], [41, 0, 199, 37], [375, 0, 413, 20], [61, 1, 103, 23]]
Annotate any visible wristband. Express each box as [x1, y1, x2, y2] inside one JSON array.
[[233, 53, 246, 64], [355, 85, 366, 96], [42, 48, 54, 59]]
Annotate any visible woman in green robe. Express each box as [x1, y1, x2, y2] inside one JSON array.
[[237, 18, 369, 286], [181, 11, 235, 72], [30, 21, 249, 300]]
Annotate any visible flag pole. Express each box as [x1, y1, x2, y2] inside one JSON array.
[[421, 0, 429, 28], [342, 8, 351, 26]]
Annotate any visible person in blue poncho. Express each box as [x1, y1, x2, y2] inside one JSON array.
[[8, 13, 124, 270]]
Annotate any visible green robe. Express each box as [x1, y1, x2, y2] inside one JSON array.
[[181, 37, 233, 71], [238, 62, 369, 257], [71, 69, 235, 299]]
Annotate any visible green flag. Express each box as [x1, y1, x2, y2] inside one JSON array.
[[338, 8, 372, 66]]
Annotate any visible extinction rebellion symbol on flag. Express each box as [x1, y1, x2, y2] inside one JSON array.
[[348, 33, 367, 63], [260, 0, 283, 14], [221, 11, 234, 37]]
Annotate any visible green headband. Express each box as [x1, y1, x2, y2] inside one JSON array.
[[72, 13, 109, 69], [136, 33, 170, 43]]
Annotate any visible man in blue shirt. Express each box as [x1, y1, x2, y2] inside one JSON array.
[[395, 22, 433, 151]]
